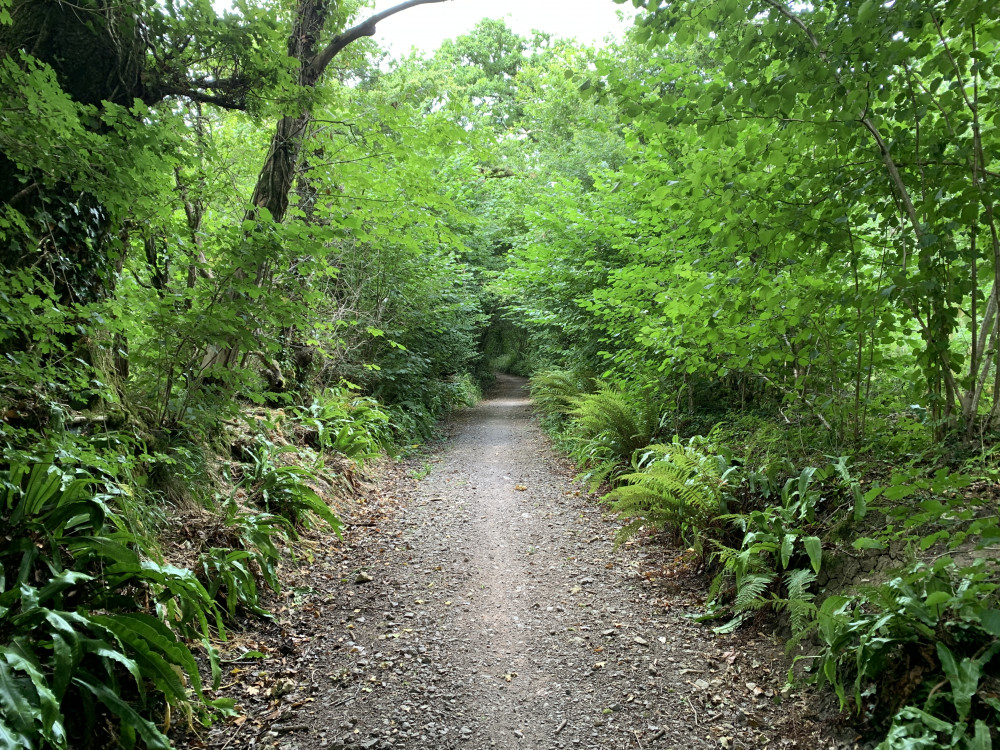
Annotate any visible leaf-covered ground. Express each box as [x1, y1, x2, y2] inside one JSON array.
[[190, 376, 858, 750]]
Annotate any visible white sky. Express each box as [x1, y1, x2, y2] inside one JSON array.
[[369, 0, 638, 56]]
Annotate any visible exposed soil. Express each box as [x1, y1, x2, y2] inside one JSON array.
[[191, 375, 858, 750]]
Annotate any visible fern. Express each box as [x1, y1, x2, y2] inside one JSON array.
[[604, 436, 732, 546], [780, 568, 818, 637], [570, 383, 662, 456], [733, 571, 776, 614], [529, 370, 586, 416]]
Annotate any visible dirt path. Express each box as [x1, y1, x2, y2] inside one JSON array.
[[203, 375, 848, 750]]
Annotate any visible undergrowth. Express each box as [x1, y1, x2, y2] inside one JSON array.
[[0, 373, 474, 747], [530, 372, 1000, 750], [567, 381, 666, 489]]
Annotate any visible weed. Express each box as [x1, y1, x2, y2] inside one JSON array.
[[410, 462, 433, 480]]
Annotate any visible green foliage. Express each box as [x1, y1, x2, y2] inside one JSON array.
[[293, 387, 392, 463], [196, 506, 289, 619], [851, 468, 989, 555], [604, 435, 736, 549], [4, 4, 1000, 749], [802, 558, 1000, 748], [567, 382, 665, 488], [480, 317, 532, 377], [528, 369, 590, 435], [241, 439, 342, 535], [619, 0, 998, 439], [708, 465, 831, 633], [529, 370, 587, 416], [0, 457, 228, 749]]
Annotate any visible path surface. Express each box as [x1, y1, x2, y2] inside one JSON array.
[[205, 375, 848, 750]]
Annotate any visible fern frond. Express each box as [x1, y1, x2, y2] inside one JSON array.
[[576, 455, 620, 492], [783, 568, 818, 636], [529, 370, 585, 415], [785, 567, 817, 602], [733, 572, 776, 614], [604, 432, 731, 546], [707, 569, 729, 602], [568, 383, 663, 465]]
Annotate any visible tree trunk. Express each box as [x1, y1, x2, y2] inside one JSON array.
[[250, 0, 449, 226], [201, 0, 449, 374]]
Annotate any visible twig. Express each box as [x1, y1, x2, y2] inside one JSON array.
[[330, 682, 364, 709], [634, 729, 644, 748], [686, 695, 699, 726], [275, 724, 310, 734], [219, 719, 247, 750]]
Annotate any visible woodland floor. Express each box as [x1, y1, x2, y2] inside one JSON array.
[[189, 375, 860, 750]]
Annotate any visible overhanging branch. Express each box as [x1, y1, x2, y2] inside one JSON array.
[[308, 0, 450, 78]]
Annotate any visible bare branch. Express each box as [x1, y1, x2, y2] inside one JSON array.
[[157, 85, 247, 110], [309, 0, 450, 79]]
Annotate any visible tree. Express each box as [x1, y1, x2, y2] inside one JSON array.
[[616, 0, 999, 435], [0, 0, 452, 410]]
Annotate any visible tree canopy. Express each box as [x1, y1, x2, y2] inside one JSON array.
[[2, 0, 999, 746]]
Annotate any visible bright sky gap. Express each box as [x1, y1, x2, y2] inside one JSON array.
[[370, 0, 639, 56]]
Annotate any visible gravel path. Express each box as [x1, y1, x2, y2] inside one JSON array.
[[203, 375, 849, 750]]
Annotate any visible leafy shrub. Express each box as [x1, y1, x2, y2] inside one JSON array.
[[448, 373, 482, 408], [802, 558, 1000, 749], [851, 467, 982, 555], [0, 457, 230, 749], [604, 435, 737, 550], [567, 382, 665, 488]]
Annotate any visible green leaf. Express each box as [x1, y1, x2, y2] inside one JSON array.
[[91, 613, 199, 700], [980, 609, 1000, 636], [0, 659, 37, 744], [802, 536, 822, 574], [780, 533, 795, 569], [73, 674, 171, 750], [923, 591, 951, 608], [852, 537, 886, 550], [858, 0, 876, 24], [234, 650, 269, 660], [203, 639, 222, 691], [971, 720, 992, 750], [935, 642, 978, 722], [851, 484, 867, 521]]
